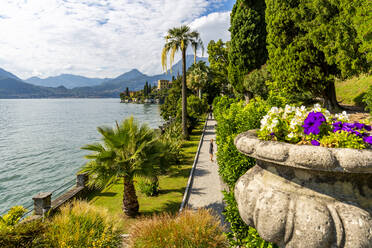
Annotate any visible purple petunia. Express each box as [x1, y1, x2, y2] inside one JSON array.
[[332, 121, 343, 132], [311, 140, 320, 146], [363, 136, 372, 145], [302, 112, 326, 135]]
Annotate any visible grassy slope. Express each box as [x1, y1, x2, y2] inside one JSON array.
[[335, 74, 372, 106], [86, 120, 204, 232]]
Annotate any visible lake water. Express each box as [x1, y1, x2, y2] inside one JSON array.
[[0, 99, 163, 214]]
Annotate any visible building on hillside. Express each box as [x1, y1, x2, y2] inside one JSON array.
[[129, 91, 135, 97], [157, 80, 171, 90]]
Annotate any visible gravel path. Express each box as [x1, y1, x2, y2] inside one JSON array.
[[187, 116, 226, 225]]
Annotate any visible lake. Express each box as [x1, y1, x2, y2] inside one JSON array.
[[0, 99, 163, 214]]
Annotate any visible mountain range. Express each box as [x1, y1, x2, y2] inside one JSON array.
[[0, 55, 208, 98]]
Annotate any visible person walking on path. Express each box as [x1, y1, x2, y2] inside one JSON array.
[[209, 139, 214, 162]]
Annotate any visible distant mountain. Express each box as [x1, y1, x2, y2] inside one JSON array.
[[97, 55, 209, 91], [0, 55, 209, 98], [0, 78, 72, 98], [25, 74, 108, 89], [0, 68, 21, 81]]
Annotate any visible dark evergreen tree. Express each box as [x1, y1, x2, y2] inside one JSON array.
[[144, 82, 148, 97], [126, 87, 129, 97], [228, 0, 267, 98], [266, 0, 370, 110]]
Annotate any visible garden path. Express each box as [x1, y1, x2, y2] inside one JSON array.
[[187, 116, 227, 226]]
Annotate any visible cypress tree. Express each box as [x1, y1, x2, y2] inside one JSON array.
[[144, 82, 148, 97], [126, 87, 129, 97], [228, 0, 267, 97]]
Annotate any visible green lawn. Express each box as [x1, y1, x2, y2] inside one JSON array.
[[336, 74, 372, 106], [86, 120, 205, 232]]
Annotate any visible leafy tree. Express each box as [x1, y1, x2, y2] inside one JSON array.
[[160, 77, 182, 121], [243, 64, 271, 100], [207, 39, 230, 95], [266, 0, 370, 110], [162, 25, 204, 139], [187, 61, 210, 98], [81, 117, 169, 217], [354, 0, 372, 68], [228, 0, 267, 96]]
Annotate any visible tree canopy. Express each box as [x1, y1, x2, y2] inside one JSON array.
[[266, 0, 370, 109], [228, 0, 267, 94]]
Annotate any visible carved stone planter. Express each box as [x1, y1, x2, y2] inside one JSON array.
[[234, 130, 372, 248]]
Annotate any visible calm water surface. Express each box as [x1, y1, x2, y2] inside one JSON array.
[[0, 99, 163, 214]]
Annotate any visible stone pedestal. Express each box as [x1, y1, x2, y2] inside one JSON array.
[[234, 130, 372, 248], [32, 192, 52, 216]]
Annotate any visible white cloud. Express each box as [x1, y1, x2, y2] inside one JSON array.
[[189, 11, 231, 57], [0, 0, 231, 79]]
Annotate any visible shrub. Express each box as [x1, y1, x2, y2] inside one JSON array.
[[214, 96, 269, 188], [129, 208, 228, 248], [223, 192, 276, 248], [0, 220, 46, 248], [0, 206, 27, 230], [243, 64, 271, 100], [213, 96, 276, 248], [41, 201, 121, 248], [138, 178, 159, 197], [363, 85, 372, 115]]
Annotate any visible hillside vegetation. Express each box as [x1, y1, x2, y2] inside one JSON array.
[[336, 74, 372, 106]]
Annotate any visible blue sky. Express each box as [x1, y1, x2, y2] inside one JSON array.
[[0, 0, 234, 79]]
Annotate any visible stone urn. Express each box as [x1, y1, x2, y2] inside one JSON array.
[[234, 130, 372, 248]]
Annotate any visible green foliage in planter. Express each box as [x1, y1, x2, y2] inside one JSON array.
[[319, 131, 367, 149], [228, 0, 267, 94], [213, 96, 276, 247], [363, 86, 372, 115]]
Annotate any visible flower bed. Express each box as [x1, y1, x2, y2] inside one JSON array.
[[258, 104, 372, 149]]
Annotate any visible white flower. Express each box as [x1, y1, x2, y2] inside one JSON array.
[[290, 119, 298, 129], [300, 106, 306, 111], [284, 104, 292, 113], [260, 115, 269, 127], [335, 111, 349, 122], [312, 103, 322, 113], [271, 118, 279, 126], [295, 109, 304, 117], [287, 132, 294, 138], [269, 107, 279, 115]]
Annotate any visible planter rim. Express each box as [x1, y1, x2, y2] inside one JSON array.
[[235, 130, 372, 173]]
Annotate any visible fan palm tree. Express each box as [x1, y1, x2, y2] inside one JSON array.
[[162, 25, 203, 139], [80, 117, 165, 217]]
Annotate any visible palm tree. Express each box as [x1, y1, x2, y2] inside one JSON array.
[[187, 61, 210, 98], [81, 117, 164, 217], [162, 25, 203, 139]]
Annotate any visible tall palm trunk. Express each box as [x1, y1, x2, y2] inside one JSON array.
[[123, 176, 139, 217], [182, 48, 189, 139]]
